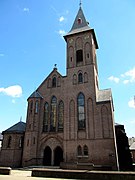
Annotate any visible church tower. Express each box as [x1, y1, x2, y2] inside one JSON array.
[[62, 5, 119, 170]]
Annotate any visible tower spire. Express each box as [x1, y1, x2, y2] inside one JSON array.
[[69, 3, 89, 32]]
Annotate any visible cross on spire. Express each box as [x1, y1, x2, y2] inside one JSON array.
[[79, 0, 82, 7], [20, 116, 22, 122], [53, 64, 57, 70]]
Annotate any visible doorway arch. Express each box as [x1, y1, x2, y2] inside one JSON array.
[[43, 146, 52, 166], [54, 146, 63, 166]]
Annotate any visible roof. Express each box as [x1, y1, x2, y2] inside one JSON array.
[[70, 7, 90, 32], [65, 6, 90, 36], [129, 137, 135, 146], [97, 89, 112, 103], [130, 142, 135, 150], [3, 121, 26, 134], [28, 90, 43, 99], [115, 123, 124, 127], [66, 26, 91, 36]]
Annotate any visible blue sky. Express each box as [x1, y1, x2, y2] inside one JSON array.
[[0, 0, 135, 137]]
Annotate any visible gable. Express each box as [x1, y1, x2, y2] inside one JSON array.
[[36, 68, 64, 93]]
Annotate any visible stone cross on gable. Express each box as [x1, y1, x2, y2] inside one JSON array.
[[53, 64, 57, 70]]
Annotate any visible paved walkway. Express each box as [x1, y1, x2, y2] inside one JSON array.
[[0, 170, 75, 180]]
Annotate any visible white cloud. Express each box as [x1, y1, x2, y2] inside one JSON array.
[[58, 30, 66, 37], [108, 76, 120, 83], [23, 8, 29, 12], [123, 80, 130, 84], [108, 67, 135, 85], [121, 67, 135, 84], [59, 16, 65, 22], [0, 85, 22, 98], [128, 98, 135, 109]]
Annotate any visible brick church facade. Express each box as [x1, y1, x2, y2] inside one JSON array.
[[0, 6, 120, 170]]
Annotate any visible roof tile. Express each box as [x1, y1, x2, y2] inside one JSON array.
[[3, 121, 26, 134]]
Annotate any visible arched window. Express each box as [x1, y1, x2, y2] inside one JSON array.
[[47, 78, 51, 88], [43, 102, 49, 132], [78, 18, 82, 24], [68, 46, 74, 68], [77, 92, 85, 130], [57, 76, 61, 87], [35, 101, 39, 113], [7, 136, 12, 148], [73, 74, 77, 85], [83, 145, 88, 156], [84, 72, 88, 83], [19, 136, 24, 148], [101, 105, 110, 138], [58, 101, 64, 131], [76, 49, 83, 63], [85, 42, 91, 64], [52, 77, 57, 87], [50, 96, 57, 132], [78, 72, 83, 83], [77, 145, 82, 156]]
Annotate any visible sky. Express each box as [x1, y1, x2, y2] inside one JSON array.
[[0, 0, 135, 137]]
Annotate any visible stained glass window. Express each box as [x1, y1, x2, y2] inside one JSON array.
[[77, 92, 85, 129], [35, 101, 39, 113], [50, 96, 57, 132], [58, 101, 64, 131], [43, 102, 49, 132], [78, 72, 83, 83]]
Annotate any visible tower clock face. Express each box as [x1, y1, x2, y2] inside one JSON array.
[[69, 39, 73, 44], [84, 35, 89, 40]]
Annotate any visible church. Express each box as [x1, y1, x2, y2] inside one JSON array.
[[0, 5, 120, 170]]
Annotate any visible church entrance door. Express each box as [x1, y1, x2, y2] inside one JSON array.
[[54, 146, 63, 166], [43, 146, 52, 166]]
